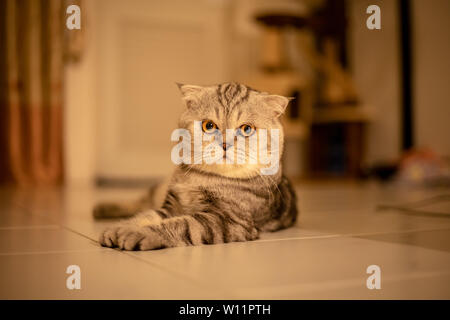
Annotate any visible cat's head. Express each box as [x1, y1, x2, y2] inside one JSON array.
[[175, 82, 289, 179]]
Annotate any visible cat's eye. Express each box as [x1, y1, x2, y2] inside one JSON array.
[[201, 120, 218, 133], [239, 123, 256, 137]]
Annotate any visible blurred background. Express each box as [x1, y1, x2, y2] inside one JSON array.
[[0, 0, 449, 188]]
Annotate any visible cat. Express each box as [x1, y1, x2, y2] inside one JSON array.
[[94, 82, 298, 250]]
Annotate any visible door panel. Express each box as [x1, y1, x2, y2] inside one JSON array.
[[95, 0, 229, 180]]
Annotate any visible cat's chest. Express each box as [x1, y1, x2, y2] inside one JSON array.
[[173, 183, 271, 215]]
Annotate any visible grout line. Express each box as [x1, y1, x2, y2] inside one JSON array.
[[254, 226, 450, 243], [11, 200, 99, 243], [58, 225, 99, 243], [255, 234, 342, 243], [0, 225, 60, 230], [10, 201, 59, 224], [347, 226, 450, 238], [0, 248, 104, 256]]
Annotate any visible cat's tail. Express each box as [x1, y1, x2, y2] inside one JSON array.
[[93, 178, 169, 219]]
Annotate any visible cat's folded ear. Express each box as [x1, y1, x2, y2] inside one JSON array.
[[176, 83, 204, 108], [261, 94, 291, 117]]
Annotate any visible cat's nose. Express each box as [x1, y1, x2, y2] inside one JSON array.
[[222, 143, 230, 151]]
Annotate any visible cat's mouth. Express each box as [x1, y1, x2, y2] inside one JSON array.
[[194, 162, 261, 179]]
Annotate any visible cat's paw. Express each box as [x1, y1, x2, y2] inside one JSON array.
[[99, 225, 164, 251]]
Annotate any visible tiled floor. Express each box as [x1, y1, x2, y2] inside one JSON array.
[[0, 181, 449, 299]]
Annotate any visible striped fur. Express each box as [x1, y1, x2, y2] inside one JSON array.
[[97, 82, 298, 250]]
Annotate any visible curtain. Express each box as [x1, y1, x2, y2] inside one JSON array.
[[1, 0, 83, 186]]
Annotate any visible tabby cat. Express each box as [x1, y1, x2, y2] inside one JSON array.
[[95, 82, 298, 250]]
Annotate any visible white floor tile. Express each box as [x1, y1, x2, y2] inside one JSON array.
[[1, 183, 449, 299], [129, 235, 450, 299], [0, 250, 224, 299]]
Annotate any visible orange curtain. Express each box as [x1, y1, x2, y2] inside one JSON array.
[[1, 0, 77, 186]]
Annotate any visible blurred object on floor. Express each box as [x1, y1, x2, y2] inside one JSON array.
[[360, 162, 399, 182], [395, 148, 450, 187], [360, 148, 450, 187]]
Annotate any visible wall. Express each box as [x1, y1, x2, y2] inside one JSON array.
[[412, 0, 450, 157], [64, 0, 98, 186], [64, 0, 230, 185], [348, 0, 402, 166]]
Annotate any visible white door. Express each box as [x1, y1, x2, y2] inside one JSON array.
[[94, 0, 230, 181]]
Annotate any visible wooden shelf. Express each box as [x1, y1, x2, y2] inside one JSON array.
[[312, 105, 373, 124]]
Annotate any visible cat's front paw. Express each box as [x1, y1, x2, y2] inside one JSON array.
[[99, 225, 164, 251]]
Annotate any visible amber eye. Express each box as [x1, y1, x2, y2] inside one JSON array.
[[202, 120, 217, 133], [239, 123, 256, 137]]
